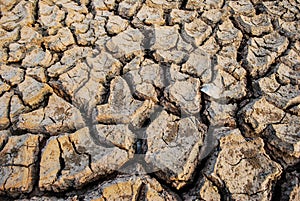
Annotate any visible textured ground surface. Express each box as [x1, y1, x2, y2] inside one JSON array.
[[0, 0, 299, 200]]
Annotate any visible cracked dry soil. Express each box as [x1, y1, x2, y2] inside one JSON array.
[[0, 0, 299, 200]]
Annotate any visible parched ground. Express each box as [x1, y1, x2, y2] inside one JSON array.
[[0, 0, 299, 200]]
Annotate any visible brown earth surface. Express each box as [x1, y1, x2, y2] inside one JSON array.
[[0, 0, 299, 200]]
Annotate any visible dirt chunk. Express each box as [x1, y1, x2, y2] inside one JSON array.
[[106, 27, 144, 59], [182, 18, 212, 47], [18, 76, 53, 107], [0, 65, 24, 86], [0, 134, 43, 197], [94, 76, 155, 128], [118, 0, 142, 18], [281, 171, 300, 201], [240, 97, 286, 135], [124, 59, 165, 102], [245, 32, 289, 78], [228, 0, 255, 16], [145, 110, 207, 189], [181, 48, 212, 83], [0, 0, 35, 31], [17, 93, 85, 135], [209, 130, 282, 200], [169, 9, 198, 25], [106, 15, 129, 35], [83, 174, 181, 200], [133, 4, 165, 26], [264, 114, 300, 166], [39, 126, 134, 192], [186, 0, 224, 10], [236, 14, 273, 36], [165, 77, 202, 115], [44, 28, 75, 52], [0, 92, 13, 130]]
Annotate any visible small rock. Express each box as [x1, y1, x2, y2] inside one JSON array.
[[277, 63, 300, 85], [73, 79, 106, 115], [154, 49, 188, 64], [202, 8, 227, 24], [26, 67, 48, 83], [151, 25, 180, 51], [263, 1, 299, 21], [123, 56, 144, 73], [201, 68, 247, 101], [86, 51, 123, 83], [264, 114, 300, 166], [54, 51, 120, 114], [95, 124, 136, 151], [0, 1, 35, 31], [9, 95, 27, 123], [18, 26, 43, 48], [56, 61, 90, 98], [38, 1, 65, 34], [72, 14, 96, 46], [64, 3, 89, 26], [0, 48, 8, 63], [281, 44, 300, 69], [199, 178, 221, 201], [262, 1, 286, 17], [151, 26, 192, 64], [0, 27, 19, 50], [0, 130, 10, 151], [278, 19, 300, 39], [0, 0, 21, 12], [93, 0, 115, 11], [259, 76, 300, 110], [145, 0, 182, 10], [217, 47, 247, 79], [169, 64, 190, 81], [183, 174, 222, 201]]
